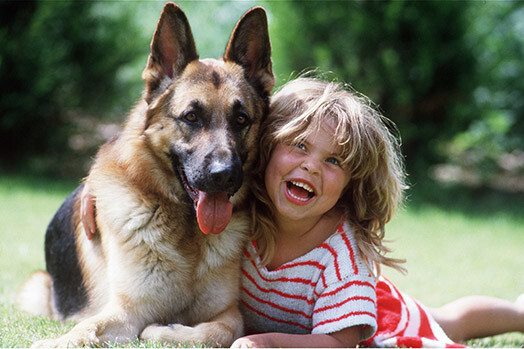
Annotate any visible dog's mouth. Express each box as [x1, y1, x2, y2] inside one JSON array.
[[178, 167, 233, 235]]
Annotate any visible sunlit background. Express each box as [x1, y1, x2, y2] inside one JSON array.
[[2, 1, 523, 185], [0, 1, 523, 346]]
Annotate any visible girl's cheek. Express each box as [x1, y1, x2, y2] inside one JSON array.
[[282, 150, 301, 163]]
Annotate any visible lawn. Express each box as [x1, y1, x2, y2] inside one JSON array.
[[1, 173, 523, 347]]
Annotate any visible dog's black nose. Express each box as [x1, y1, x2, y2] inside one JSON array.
[[208, 159, 242, 194]]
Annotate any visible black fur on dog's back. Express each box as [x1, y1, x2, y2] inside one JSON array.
[[44, 185, 88, 318]]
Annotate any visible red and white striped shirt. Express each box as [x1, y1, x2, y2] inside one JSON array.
[[240, 220, 377, 341], [361, 277, 465, 348]]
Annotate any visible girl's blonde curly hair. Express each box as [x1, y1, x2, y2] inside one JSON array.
[[250, 77, 407, 275]]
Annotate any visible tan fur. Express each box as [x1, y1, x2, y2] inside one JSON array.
[[17, 271, 54, 319], [20, 3, 273, 347]]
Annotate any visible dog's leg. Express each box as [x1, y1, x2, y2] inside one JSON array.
[[32, 304, 144, 348], [140, 304, 243, 347]]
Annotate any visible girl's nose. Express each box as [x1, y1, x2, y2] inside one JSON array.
[[300, 157, 320, 174]]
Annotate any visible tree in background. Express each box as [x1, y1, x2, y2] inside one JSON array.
[[1, 1, 522, 186], [0, 1, 143, 174], [266, 0, 479, 174], [441, 3, 524, 188]]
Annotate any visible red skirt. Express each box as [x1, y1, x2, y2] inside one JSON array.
[[360, 277, 466, 348]]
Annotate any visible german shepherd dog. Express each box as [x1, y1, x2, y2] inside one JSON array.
[[18, 3, 274, 347]]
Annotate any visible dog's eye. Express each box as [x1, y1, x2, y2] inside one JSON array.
[[184, 111, 198, 123], [236, 113, 248, 126]]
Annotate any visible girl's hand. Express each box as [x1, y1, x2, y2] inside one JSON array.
[[231, 334, 274, 348], [80, 183, 97, 240], [230, 327, 361, 348]]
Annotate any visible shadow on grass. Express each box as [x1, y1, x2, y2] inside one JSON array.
[[406, 177, 524, 221]]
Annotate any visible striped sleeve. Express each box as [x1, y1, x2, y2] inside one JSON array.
[[311, 230, 377, 340]]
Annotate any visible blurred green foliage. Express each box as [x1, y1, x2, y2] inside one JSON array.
[[267, 1, 523, 176], [448, 3, 524, 178], [0, 1, 143, 173], [0, 0, 522, 182]]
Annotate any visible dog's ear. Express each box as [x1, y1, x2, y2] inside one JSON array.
[[224, 7, 274, 98], [142, 3, 198, 104]]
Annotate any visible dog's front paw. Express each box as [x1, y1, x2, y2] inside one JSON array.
[[32, 326, 100, 348], [140, 323, 160, 340], [140, 323, 197, 344], [141, 322, 234, 347], [31, 339, 55, 349], [140, 323, 174, 341]]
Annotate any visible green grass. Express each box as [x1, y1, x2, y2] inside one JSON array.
[[1, 173, 523, 347], [385, 181, 524, 347], [386, 182, 524, 305], [0, 174, 78, 347]]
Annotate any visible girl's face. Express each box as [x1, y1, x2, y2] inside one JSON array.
[[264, 123, 350, 226]]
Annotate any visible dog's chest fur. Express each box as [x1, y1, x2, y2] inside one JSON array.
[[83, 126, 250, 323]]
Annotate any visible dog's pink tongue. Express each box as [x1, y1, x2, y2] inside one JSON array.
[[196, 192, 232, 235]]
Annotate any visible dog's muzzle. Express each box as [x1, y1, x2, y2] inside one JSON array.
[[175, 156, 243, 235], [206, 159, 243, 194]]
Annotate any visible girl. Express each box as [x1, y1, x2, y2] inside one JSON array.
[[231, 77, 406, 347], [82, 77, 524, 348]]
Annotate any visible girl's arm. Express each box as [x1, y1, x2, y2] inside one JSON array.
[[231, 326, 361, 348], [80, 183, 97, 240]]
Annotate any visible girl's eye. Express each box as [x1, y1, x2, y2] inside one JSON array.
[[326, 157, 341, 166], [296, 143, 306, 151]]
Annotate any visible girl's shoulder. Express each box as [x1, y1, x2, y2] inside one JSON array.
[[320, 220, 373, 282], [243, 220, 371, 281]]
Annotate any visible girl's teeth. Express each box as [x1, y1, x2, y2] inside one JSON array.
[[291, 181, 314, 193], [289, 191, 310, 201]]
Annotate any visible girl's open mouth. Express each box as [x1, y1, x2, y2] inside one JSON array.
[[285, 180, 316, 205]]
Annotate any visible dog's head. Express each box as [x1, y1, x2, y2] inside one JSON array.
[[141, 3, 274, 235]]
